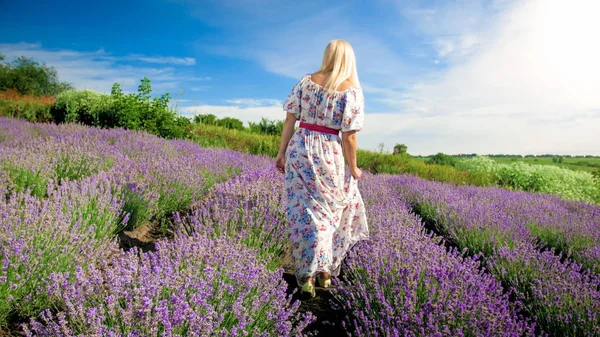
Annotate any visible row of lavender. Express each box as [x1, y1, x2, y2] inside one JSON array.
[[174, 165, 537, 336], [0, 120, 531, 336], [1, 117, 597, 336], [333, 174, 537, 336], [0, 117, 311, 335], [386, 174, 600, 336]]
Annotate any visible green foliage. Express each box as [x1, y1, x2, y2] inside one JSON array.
[[0, 98, 53, 122], [525, 223, 594, 268], [3, 164, 48, 198], [54, 154, 103, 186], [216, 117, 244, 130], [248, 118, 284, 135], [455, 227, 516, 259], [427, 152, 458, 166], [52, 90, 112, 125], [0, 56, 73, 96], [357, 149, 406, 174], [492, 156, 600, 173], [192, 124, 280, 157], [0, 188, 119, 323], [393, 143, 408, 155], [193, 113, 218, 125], [51, 78, 191, 139], [117, 185, 155, 233], [193, 114, 284, 135], [457, 156, 600, 202], [192, 124, 495, 187]]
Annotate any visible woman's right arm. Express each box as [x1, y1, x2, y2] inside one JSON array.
[[342, 130, 362, 179]]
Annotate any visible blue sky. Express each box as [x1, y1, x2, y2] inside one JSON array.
[[1, 0, 599, 155]]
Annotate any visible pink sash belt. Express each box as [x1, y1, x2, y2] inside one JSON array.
[[299, 122, 339, 135]]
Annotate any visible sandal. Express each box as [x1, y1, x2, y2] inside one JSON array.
[[299, 276, 316, 297], [316, 272, 331, 288]]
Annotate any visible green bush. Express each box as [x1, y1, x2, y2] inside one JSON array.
[[193, 113, 218, 125], [426, 152, 458, 166], [193, 114, 284, 136], [192, 124, 280, 157], [248, 118, 284, 135], [457, 156, 600, 202], [50, 78, 190, 139], [0, 98, 53, 122], [52, 90, 112, 125], [216, 117, 244, 131]]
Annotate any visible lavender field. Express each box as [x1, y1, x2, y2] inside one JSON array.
[[0, 116, 599, 337]]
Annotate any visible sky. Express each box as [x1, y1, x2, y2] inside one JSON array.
[[1, 0, 599, 156]]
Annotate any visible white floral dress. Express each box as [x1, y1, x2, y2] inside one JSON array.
[[283, 74, 369, 284]]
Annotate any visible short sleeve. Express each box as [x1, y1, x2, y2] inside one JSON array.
[[282, 76, 306, 119], [341, 87, 364, 132]]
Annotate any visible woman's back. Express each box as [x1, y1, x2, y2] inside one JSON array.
[[283, 73, 364, 132]]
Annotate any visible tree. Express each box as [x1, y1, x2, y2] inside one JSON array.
[[427, 152, 457, 166], [217, 117, 244, 130], [393, 143, 408, 155], [137, 77, 152, 101], [0, 55, 73, 95], [248, 118, 284, 135], [193, 113, 218, 125]]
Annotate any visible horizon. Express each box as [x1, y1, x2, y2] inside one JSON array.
[[1, 0, 599, 156]]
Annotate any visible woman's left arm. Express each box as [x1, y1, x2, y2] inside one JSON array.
[[275, 112, 298, 172]]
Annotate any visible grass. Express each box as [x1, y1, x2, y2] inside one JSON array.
[[492, 157, 600, 173], [191, 123, 496, 187]]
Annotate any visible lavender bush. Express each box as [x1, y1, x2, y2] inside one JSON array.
[[392, 174, 600, 273], [388, 174, 600, 336], [174, 167, 288, 270], [335, 174, 536, 336], [24, 234, 312, 337], [487, 242, 600, 336], [0, 117, 280, 330], [2, 117, 599, 336], [0, 173, 122, 324]]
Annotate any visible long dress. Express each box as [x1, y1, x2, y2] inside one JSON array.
[[282, 73, 369, 285]]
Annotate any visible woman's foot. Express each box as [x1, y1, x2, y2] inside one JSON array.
[[316, 272, 331, 288], [299, 276, 316, 298]]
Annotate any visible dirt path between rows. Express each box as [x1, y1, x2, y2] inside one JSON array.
[[118, 222, 350, 337]]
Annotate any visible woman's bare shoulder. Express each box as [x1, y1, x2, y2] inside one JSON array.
[[310, 72, 325, 83], [310, 72, 353, 91]]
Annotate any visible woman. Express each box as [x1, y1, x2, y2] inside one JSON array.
[[275, 39, 369, 297]]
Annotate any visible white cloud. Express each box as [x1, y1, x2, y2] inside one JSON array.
[[389, 0, 600, 155], [0, 42, 202, 93], [125, 55, 196, 66], [180, 104, 285, 125], [192, 0, 600, 155], [224, 98, 282, 108], [400, 0, 511, 61]]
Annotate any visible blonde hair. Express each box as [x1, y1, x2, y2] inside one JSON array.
[[317, 39, 360, 91]]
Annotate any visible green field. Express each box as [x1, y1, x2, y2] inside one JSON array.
[[412, 155, 600, 172], [491, 156, 600, 172]]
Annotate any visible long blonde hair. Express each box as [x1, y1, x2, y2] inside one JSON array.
[[317, 39, 360, 91]]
